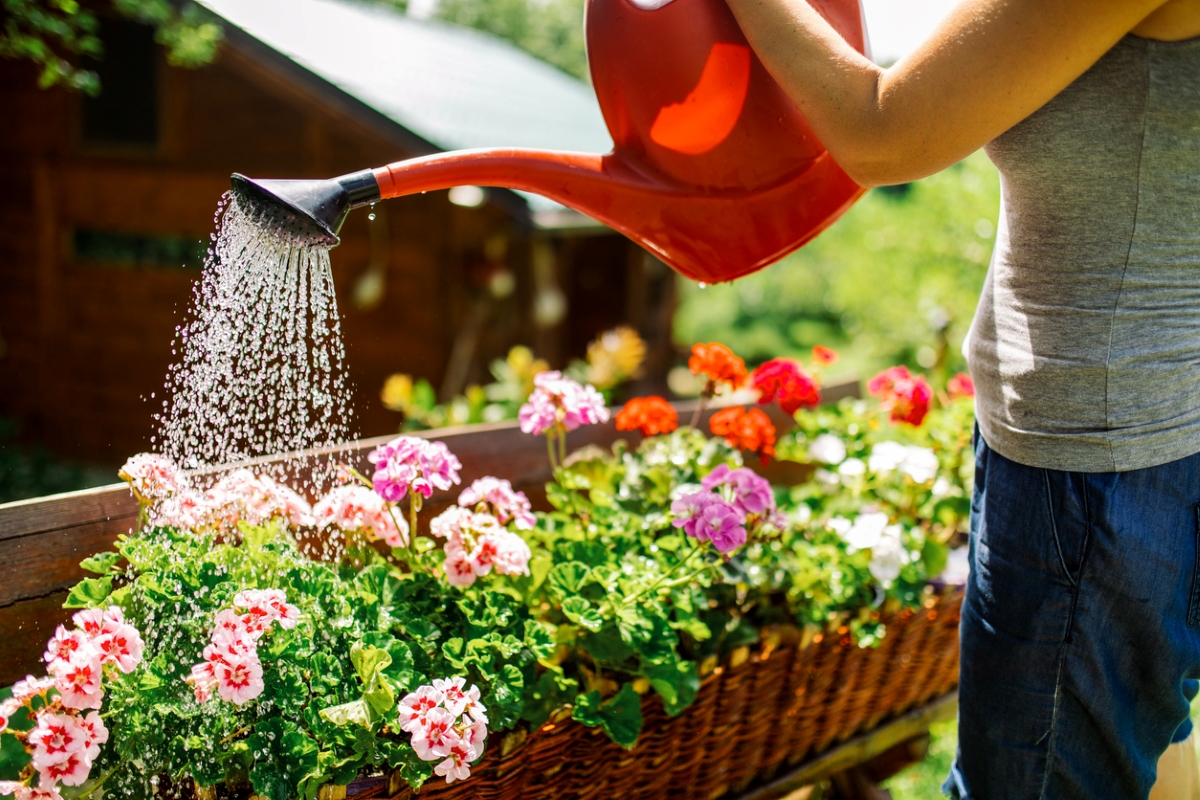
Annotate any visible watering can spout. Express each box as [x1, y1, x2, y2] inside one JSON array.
[[230, 145, 862, 284]]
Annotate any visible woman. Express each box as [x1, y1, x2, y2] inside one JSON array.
[[720, 0, 1200, 797]]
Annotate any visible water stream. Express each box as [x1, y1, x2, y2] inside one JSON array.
[[154, 192, 356, 487]]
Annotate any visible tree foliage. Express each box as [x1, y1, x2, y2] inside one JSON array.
[[430, 0, 589, 81], [674, 153, 1001, 385], [0, 0, 222, 93]]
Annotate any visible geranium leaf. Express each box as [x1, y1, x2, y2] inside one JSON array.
[[79, 551, 121, 574], [546, 561, 591, 599], [63, 576, 112, 608], [561, 597, 603, 632], [571, 684, 643, 748], [318, 700, 372, 728]]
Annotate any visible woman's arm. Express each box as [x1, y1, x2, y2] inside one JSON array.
[[724, 0, 1171, 186]]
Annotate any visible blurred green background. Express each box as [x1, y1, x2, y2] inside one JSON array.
[[673, 152, 999, 384]]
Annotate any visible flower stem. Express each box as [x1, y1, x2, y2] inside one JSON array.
[[78, 764, 121, 799], [689, 386, 712, 429], [558, 427, 567, 465], [622, 541, 703, 606], [546, 433, 558, 471], [384, 503, 408, 557], [409, 494, 421, 559], [346, 465, 374, 489], [219, 723, 253, 745]]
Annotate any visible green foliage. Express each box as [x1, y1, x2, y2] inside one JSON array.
[[432, 0, 588, 81], [68, 523, 538, 798], [674, 154, 1000, 382], [0, 0, 222, 94]]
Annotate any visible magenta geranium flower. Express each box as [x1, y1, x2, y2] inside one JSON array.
[[701, 464, 775, 517], [670, 491, 747, 553], [368, 436, 462, 502]]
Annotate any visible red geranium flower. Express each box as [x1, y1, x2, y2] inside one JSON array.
[[812, 345, 840, 367], [867, 366, 933, 427], [751, 358, 821, 415], [947, 372, 975, 400], [615, 396, 679, 436], [709, 406, 776, 459], [689, 343, 748, 391]]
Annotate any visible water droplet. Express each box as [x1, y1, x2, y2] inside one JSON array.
[[698, 282, 708, 289]]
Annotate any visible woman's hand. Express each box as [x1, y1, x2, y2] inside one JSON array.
[[723, 0, 1177, 186]]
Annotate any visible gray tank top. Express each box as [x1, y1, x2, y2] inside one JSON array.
[[966, 34, 1200, 472]]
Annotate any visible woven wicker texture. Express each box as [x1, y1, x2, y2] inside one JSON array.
[[351, 587, 963, 800]]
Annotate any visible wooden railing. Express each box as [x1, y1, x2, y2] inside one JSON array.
[[0, 385, 858, 685]]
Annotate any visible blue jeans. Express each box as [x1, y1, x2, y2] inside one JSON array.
[[944, 431, 1200, 799]]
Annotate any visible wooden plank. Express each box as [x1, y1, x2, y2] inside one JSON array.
[[0, 593, 72, 685], [734, 692, 958, 800], [0, 520, 139, 607]]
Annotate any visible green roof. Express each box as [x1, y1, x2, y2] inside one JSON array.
[[200, 0, 613, 215]]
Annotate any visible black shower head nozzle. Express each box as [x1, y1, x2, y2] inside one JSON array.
[[229, 170, 381, 247]]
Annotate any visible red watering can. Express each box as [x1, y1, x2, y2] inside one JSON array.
[[231, 0, 868, 284]]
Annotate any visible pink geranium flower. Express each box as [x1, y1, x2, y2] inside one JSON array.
[[51, 651, 104, 711], [29, 713, 87, 768], [93, 622, 144, 674], [433, 677, 469, 716], [368, 436, 462, 503], [443, 552, 478, 588], [491, 532, 531, 577], [70, 609, 106, 640], [235, 588, 300, 631], [0, 782, 61, 800], [118, 453, 180, 501], [43, 626, 91, 669], [434, 747, 474, 784], [0, 698, 19, 733], [518, 371, 609, 436], [152, 489, 210, 530], [867, 366, 934, 427], [213, 653, 264, 706], [76, 711, 108, 761], [313, 484, 408, 547], [411, 707, 461, 761], [11, 676, 54, 703], [458, 477, 535, 530], [36, 749, 91, 789], [399, 685, 446, 734]]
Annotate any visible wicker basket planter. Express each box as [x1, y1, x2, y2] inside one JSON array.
[[343, 587, 963, 800]]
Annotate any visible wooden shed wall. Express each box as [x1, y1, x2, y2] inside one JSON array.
[[0, 41, 652, 471]]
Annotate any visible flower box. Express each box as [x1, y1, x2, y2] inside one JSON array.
[[347, 587, 962, 800]]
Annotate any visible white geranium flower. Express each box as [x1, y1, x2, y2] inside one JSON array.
[[932, 477, 952, 499], [837, 458, 866, 478], [843, 512, 889, 551], [815, 469, 840, 487], [827, 516, 852, 537], [899, 447, 939, 484], [940, 546, 970, 586], [809, 434, 847, 465], [868, 524, 909, 586], [868, 441, 908, 474]]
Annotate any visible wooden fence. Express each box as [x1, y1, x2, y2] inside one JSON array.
[[0, 386, 858, 685]]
